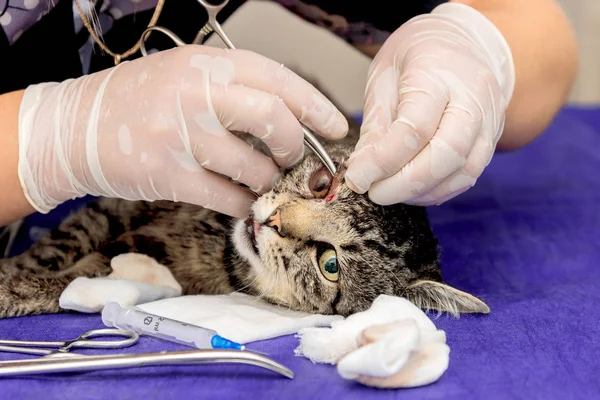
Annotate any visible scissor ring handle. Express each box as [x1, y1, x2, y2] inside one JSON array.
[[139, 26, 187, 57], [62, 329, 140, 351], [197, 0, 229, 12]]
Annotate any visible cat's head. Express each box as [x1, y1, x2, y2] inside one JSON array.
[[231, 141, 489, 317]]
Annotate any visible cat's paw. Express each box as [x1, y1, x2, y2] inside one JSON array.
[[109, 253, 182, 293]]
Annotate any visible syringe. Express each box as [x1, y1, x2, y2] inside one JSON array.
[[101, 302, 245, 351]]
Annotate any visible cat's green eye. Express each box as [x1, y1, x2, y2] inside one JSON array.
[[318, 249, 339, 282]]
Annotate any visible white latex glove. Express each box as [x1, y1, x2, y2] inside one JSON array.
[[17, 45, 348, 218], [345, 3, 515, 206]]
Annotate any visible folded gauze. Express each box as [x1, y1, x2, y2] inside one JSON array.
[[59, 253, 182, 313], [59, 253, 342, 344], [60, 253, 450, 388], [136, 294, 343, 344], [295, 295, 450, 388]]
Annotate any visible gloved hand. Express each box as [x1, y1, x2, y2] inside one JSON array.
[[17, 46, 348, 218], [345, 3, 515, 206]]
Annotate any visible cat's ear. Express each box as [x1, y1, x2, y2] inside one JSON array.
[[404, 280, 490, 316]]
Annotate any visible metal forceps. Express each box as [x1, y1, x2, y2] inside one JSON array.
[[139, 0, 338, 176], [0, 329, 139, 358], [0, 329, 292, 379]]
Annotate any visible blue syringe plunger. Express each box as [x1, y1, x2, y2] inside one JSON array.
[[211, 335, 245, 351]]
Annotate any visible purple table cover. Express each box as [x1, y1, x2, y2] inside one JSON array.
[[1, 106, 599, 399]]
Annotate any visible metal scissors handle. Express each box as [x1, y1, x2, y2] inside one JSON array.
[[198, 0, 337, 175], [139, 0, 232, 57], [198, 0, 236, 49], [139, 0, 338, 176], [0, 329, 139, 357]]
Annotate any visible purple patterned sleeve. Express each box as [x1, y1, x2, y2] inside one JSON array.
[[1, 0, 159, 46], [1, 0, 425, 55], [0, 0, 55, 45]]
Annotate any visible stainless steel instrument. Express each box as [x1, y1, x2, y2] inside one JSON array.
[[0, 348, 294, 379], [0, 328, 293, 378], [139, 0, 338, 176], [0, 328, 139, 357]]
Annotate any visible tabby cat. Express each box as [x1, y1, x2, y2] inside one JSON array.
[[0, 106, 489, 319]]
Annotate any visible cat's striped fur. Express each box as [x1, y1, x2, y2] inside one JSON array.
[[0, 89, 490, 318]]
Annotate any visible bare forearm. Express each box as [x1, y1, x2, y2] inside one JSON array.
[[354, 0, 578, 150], [452, 0, 578, 150], [0, 90, 36, 226]]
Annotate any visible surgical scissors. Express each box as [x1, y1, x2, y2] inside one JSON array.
[[139, 0, 338, 176], [0, 329, 293, 378], [0, 348, 294, 378], [0, 329, 139, 358]]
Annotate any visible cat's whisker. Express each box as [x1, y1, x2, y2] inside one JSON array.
[[233, 277, 257, 294], [274, 254, 286, 306], [234, 266, 262, 294], [388, 268, 408, 295], [248, 267, 267, 299], [251, 259, 271, 303], [285, 277, 293, 312], [278, 256, 294, 310], [263, 259, 277, 302], [259, 251, 282, 304], [282, 262, 294, 312]]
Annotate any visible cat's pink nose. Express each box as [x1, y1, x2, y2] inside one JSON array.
[[266, 208, 286, 237]]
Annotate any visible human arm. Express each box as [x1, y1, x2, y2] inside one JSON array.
[[353, 0, 578, 151], [449, 0, 578, 150], [343, 0, 578, 206], [0, 90, 37, 226], [3, 45, 348, 225]]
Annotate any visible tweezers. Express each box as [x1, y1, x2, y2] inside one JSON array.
[[0, 349, 294, 379]]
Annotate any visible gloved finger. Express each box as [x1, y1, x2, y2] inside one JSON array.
[[190, 124, 282, 194], [402, 132, 495, 206], [191, 83, 305, 169], [345, 68, 448, 194], [359, 61, 399, 143], [192, 47, 349, 140], [407, 186, 470, 207], [366, 104, 481, 205], [167, 168, 258, 219], [397, 78, 499, 207]]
